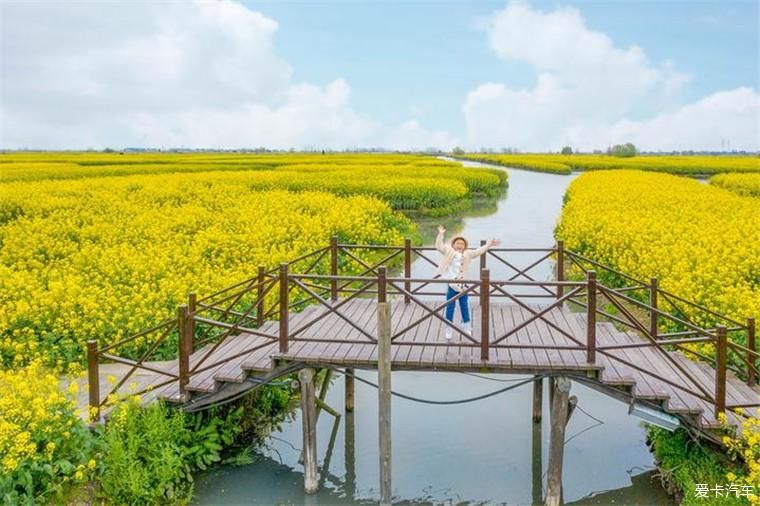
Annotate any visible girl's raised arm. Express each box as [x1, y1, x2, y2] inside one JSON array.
[[470, 238, 501, 258], [435, 225, 450, 254]]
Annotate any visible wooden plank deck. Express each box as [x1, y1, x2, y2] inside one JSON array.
[[88, 298, 759, 432]]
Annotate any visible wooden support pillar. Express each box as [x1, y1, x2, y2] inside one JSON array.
[[87, 340, 100, 422], [404, 238, 412, 304], [545, 377, 571, 506], [548, 376, 556, 407], [299, 367, 318, 494], [345, 369, 355, 412], [532, 376, 543, 423], [330, 236, 339, 301], [344, 406, 356, 498], [256, 265, 266, 327], [279, 263, 289, 353], [480, 239, 487, 270], [531, 403, 543, 506], [187, 293, 196, 353], [378, 266, 387, 303], [586, 270, 597, 364], [178, 304, 190, 399], [378, 301, 392, 506], [556, 241, 564, 308], [480, 268, 490, 361], [299, 369, 334, 465], [715, 325, 727, 418], [649, 277, 658, 339], [747, 317, 756, 386]]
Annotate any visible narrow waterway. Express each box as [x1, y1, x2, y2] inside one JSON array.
[[193, 162, 675, 505]]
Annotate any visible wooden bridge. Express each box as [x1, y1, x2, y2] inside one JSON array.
[[84, 239, 759, 502]]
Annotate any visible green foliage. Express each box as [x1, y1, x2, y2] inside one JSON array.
[[183, 406, 244, 471], [97, 400, 253, 505], [648, 427, 749, 505], [561, 146, 573, 155], [609, 142, 638, 157], [96, 384, 297, 505], [98, 400, 194, 505]]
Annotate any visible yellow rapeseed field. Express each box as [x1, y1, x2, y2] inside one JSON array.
[[0, 181, 409, 365], [556, 170, 760, 332], [0, 153, 507, 367], [557, 170, 760, 498], [711, 173, 760, 198], [460, 153, 760, 175], [0, 172, 413, 367]]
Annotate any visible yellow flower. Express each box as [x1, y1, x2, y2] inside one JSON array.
[[66, 381, 79, 396]]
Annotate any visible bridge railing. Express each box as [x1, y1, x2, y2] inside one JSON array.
[[558, 242, 758, 416], [279, 268, 589, 361], [558, 243, 760, 385], [87, 238, 757, 421]]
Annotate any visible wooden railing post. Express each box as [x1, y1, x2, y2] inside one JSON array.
[[279, 263, 289, 353], [715, 325, 727, 418], [178, 304, 190, 399], [187, 293, 196, 354], [404, 238, 412, 304], [586, 271, 597, 364], [649, 277, 658, 339], [480, 240, 487, 270], [481, 268, 490, 361], [748, 317, 757, 386], [256, 265, 266, 327], [556, 240, 564, 308], [378, 266, 387, 303], [87, 340, 100, 422], [330, 236, 338, 301]]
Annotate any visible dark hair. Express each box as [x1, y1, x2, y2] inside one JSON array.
[[450, 236, 468, 248]]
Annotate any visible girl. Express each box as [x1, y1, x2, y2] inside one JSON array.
[[435, 225, 501, 340]]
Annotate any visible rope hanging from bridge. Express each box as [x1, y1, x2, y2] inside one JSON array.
[[333, 367, 553, 406]]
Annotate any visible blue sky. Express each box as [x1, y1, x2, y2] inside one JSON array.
[[2, 0, 758, 150], [244, 0, 758, 138]]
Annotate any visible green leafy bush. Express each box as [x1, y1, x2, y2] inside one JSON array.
[[98, 400, 194, 505]]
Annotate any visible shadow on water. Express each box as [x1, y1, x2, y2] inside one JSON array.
[[193, 162, 675, 505]]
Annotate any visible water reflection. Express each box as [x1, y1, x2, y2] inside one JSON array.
[[195, 369, 673, 505]]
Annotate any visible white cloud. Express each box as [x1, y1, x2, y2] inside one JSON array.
[[464, 0, 759, 151], [577, 87, 760, 152], [0, 0, 454, 150]]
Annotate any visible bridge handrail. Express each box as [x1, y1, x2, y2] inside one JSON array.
[[87, 237, 757, 422]]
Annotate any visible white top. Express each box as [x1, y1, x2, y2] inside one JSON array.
[[446, 251, 464, 280]]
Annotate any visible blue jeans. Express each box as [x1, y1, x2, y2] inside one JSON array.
[[445, 286, 470, 323]]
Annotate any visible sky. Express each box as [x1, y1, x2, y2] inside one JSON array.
[[1, 0, 758, 152]]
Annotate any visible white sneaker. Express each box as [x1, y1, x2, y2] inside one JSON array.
[[445, 328, 453, 340], [463, 322, 472, 337]]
